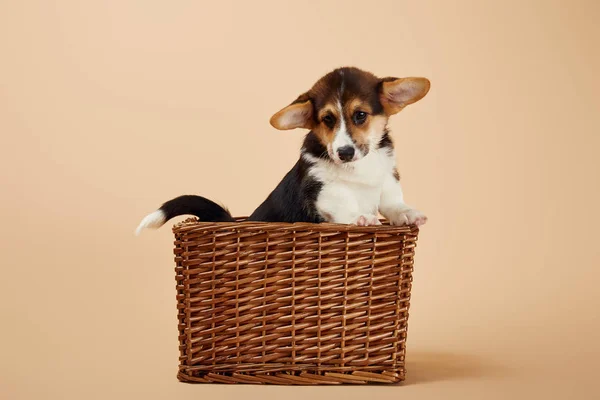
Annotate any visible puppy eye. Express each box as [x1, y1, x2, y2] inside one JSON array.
[[353, 111, 368, 125], [322, 115, 336, 128]]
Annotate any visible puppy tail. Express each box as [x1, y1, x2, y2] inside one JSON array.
[[135, 195, 234, 235]]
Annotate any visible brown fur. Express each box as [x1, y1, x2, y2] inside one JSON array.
[[312, 102, 338, 151]]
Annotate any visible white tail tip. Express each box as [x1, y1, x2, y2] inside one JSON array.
[[135, 210, 166, 236]]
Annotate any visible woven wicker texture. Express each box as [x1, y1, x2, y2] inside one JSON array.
[[173, 218, 419, 385]]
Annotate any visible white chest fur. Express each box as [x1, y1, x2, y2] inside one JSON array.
[[303, 148, 397, 224]]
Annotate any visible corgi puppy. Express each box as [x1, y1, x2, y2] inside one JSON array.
[[136, 67, 429, 234]]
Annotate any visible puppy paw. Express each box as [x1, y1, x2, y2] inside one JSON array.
[[389, 209, 427, 226], [355, 214, 382, 226]]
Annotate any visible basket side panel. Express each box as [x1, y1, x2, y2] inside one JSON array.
[[174, 224, 418, 384]]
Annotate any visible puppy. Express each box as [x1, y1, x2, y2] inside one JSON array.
[[136, 67, 429, 234]]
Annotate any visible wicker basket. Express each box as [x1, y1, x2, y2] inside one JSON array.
[[173, 218, 419, 385]]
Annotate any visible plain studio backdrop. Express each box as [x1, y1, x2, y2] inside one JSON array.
[[1, 1, 599, 399]]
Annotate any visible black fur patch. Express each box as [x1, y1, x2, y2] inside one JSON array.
[[160, 195, 234, 222], [249, 156, 324, 223], [305, 68, 385, 116], [378, 129, 394, 150], [302, 132, 331, 161]]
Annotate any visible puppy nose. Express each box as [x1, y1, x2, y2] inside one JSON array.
[[337, 146, 355, 161]]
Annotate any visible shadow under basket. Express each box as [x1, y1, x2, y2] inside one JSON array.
[[173, 218, 419, 385]]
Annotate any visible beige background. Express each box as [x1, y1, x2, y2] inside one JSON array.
[[1, 0, 599, 399]]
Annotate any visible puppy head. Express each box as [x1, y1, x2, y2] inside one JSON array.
[[270, 67, 430, 164]]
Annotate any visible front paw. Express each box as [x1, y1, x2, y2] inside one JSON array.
[[389, 209, 427, 226], [355, 214, 382, 226]]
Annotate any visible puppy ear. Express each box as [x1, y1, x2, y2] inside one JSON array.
[[380, 77, 430, 115], [270, 97, 313, 130]]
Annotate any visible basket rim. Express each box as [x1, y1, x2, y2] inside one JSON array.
[[172, 217, 419, 234]]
